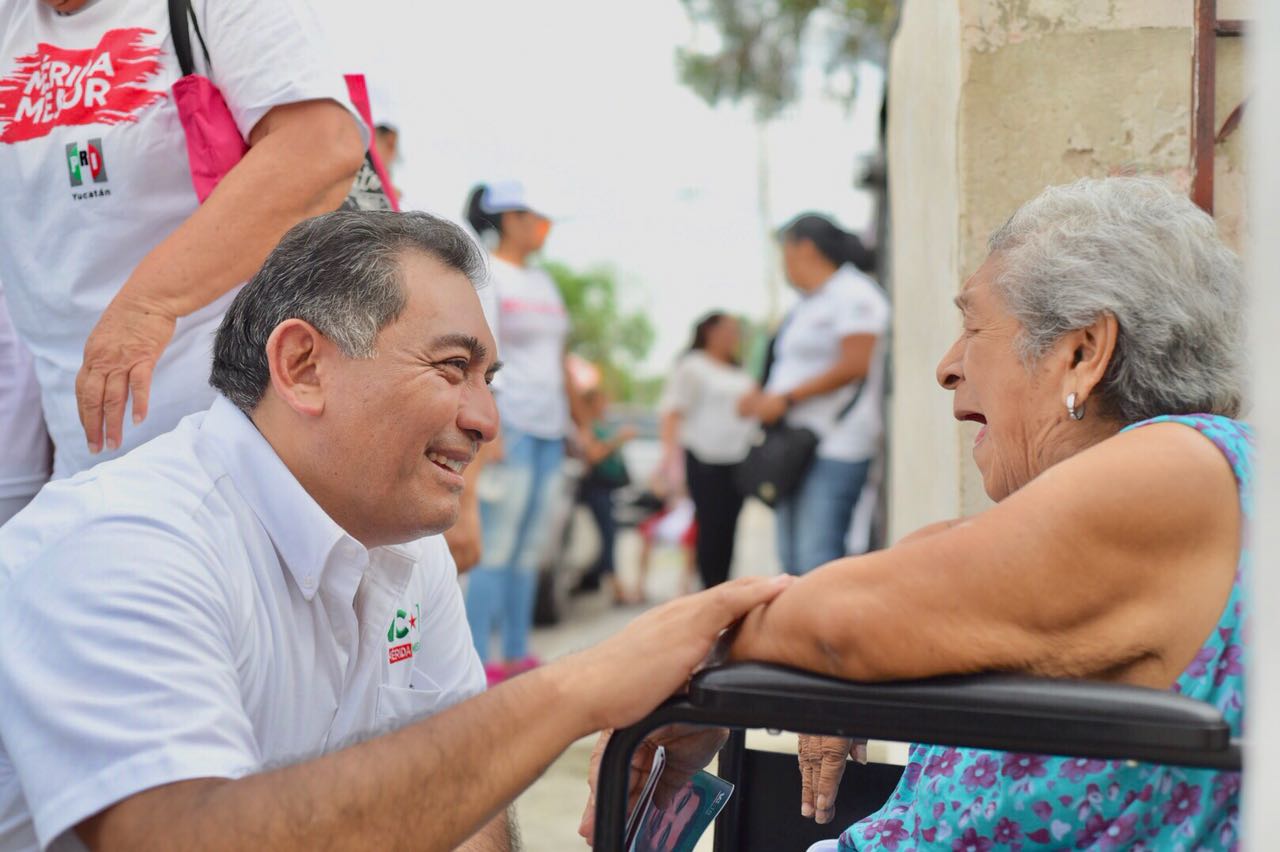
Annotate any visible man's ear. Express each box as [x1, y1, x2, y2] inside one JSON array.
[[264, 319, 330, 417], [1063, 312, 1119, 405]]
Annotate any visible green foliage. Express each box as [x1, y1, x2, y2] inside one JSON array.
[[543, 260, 657, 403], [677, 0, 896, 120]]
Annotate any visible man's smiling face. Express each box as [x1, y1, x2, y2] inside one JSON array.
[[318, 250, 500, 546]]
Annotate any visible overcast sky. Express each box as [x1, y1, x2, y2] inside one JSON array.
[[308, 0, 883, 373]]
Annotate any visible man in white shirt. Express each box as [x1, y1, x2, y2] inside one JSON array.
[[0, 211, 789, 852]]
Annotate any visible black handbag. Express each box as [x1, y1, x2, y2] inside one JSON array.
[[733, 380, 866, 507]]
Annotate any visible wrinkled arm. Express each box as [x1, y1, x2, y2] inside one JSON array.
[[731, 424, 1241, 689]]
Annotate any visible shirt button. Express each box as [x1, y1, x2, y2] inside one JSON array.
[[302, 575, 316, 590]]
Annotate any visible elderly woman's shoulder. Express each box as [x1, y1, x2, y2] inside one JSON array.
[[1028, 417, 1246, 539]]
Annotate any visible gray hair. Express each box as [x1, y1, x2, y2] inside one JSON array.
[[988, 176, 1246, 422], [211, 210, 486, 412]]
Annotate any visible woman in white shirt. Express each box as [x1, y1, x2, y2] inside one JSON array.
[[740, 214, 890, 575], [463, 181, 581, 684], [659, 313, 756, 588]]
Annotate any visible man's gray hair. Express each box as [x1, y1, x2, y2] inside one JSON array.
[[988, 176, 1246, 422], [211, 211, 486, 412]]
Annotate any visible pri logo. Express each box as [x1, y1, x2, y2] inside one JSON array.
[[386, 602, 422, 664], [66, 138, 107, 187]]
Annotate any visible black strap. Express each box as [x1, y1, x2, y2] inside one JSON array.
[[168, 0, 211, 78]]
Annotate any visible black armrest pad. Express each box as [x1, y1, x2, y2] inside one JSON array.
[[689, 663, 1238, 770]]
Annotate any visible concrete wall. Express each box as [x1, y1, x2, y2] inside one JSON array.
[[886, 0, 1249, 536]]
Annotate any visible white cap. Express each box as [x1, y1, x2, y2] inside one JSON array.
[[479, 181, 552, 218]]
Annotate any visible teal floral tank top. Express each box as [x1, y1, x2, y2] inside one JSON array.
[[841, 414, 1251, 851]]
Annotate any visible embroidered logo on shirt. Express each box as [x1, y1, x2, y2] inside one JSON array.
[[0, 28, 167, 144], [386, 602, 422, 664]]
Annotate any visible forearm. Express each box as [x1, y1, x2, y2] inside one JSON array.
[[83, 664, 588, 852], [787, 361, 867, 404], [114, 104, 363, 319]]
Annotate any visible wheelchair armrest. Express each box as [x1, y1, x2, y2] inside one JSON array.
[[592, 663, 1241, 852]]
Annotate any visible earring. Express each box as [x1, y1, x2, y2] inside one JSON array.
[[1066, 392, 1085, 421]]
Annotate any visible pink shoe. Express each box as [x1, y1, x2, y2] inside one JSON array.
[[484, 662, 508, 687], [505, 656, 541, 678]]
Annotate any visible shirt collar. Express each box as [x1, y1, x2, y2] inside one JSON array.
[[199, 396, 368, 602]]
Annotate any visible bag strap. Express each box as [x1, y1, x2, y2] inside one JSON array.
[[168, 0, 212, 78], [834, 374, 867, 422]]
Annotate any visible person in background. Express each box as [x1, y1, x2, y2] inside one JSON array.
[[464, 180, 585, 684], [0, 0, 365, 479], [0, 283, 51, 526], [739, 216, 890, 575], [574, 386, 638, 604], [659, 312, 756, 588]]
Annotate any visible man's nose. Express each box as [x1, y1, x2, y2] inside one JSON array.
[[460, 383, 500, 444]]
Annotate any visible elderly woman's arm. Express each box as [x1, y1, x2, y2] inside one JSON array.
[[731, 422, 1241, 690]]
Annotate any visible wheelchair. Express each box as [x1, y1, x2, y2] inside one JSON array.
[[593, 663, 1243, 851]]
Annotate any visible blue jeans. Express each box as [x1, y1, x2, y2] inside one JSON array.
[[465, 427, 565, 663], [774, 456, 871, 575]]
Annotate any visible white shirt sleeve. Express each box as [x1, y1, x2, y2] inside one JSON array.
[[832, 280, 891, 339], [196, 0, 368, 145], [0, 519, 259, 849], [658, 355, 696, 415]]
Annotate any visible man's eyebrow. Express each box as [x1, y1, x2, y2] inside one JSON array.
[[487, 360, 505, 377], [429, 333, 488, 362]]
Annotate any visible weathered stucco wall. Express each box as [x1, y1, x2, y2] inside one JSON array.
[[887, 0, 1249, 536]]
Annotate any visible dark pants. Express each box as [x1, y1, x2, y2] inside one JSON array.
[[685, 450, 746, 588], [580, 482, 618, 578]]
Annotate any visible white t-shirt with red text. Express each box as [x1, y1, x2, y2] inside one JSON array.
[[488, 256, 570, 440], [0, 0, 359, 476]]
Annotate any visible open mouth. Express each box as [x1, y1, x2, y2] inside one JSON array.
[[958, 412, 988, 445], [426, 451, 467, 475]]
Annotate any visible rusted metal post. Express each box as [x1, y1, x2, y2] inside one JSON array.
[[1191, 0, 1217, 214]]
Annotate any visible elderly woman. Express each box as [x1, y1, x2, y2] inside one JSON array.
[[580, 176, 1249, 850]]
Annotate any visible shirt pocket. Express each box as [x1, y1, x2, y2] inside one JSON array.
[[376, 670, 445, 725]]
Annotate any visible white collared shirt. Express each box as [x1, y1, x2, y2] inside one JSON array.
[[0, 397, 484, 851]]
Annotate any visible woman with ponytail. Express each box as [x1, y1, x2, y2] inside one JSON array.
[[658, 312, 756, 588], [739, 214, 890, 575], [462, 181, 583, 685]]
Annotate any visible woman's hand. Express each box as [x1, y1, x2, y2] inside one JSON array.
[[797, 735, 867, 824], [75, 293, 177, 454], [736, 389, 761, 418], [754, 392, 789, 426], [578, 725, 729, 845]]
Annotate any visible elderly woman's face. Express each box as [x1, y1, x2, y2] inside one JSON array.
[[936, 256, 1074, 501]]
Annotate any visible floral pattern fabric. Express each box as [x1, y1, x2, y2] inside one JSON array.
[[840, 415, 1252, 851]]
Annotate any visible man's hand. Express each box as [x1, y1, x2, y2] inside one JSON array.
[[797, 735, 867, 824], [76, 293, 177, 454], [578, 725, 728, 845], [567, 575, 792, 733]]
